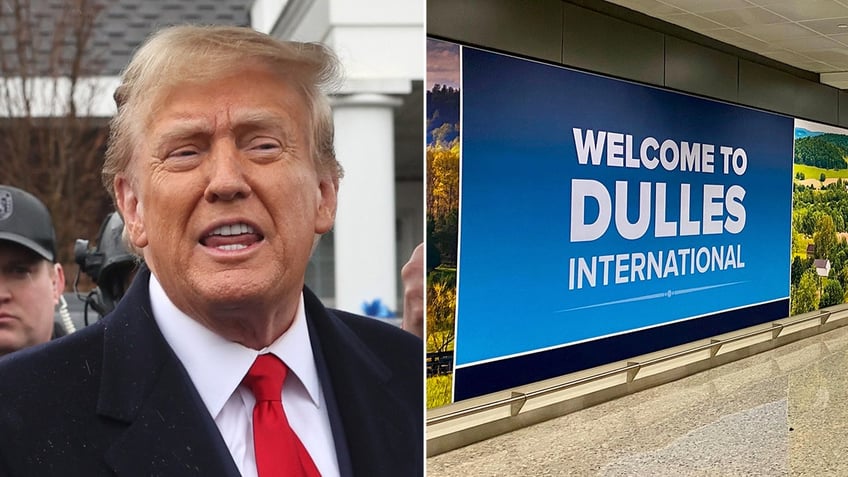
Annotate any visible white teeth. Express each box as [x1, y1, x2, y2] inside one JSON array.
[[210, 223, 254, 236], [217, 244, 247, 251]]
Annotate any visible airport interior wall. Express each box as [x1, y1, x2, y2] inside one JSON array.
[[426, 0, 848, 455], [427, 0, 848, 128]]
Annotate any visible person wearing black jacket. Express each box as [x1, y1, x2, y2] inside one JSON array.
[[0, 185, 66, 356], [0, 25, 422, 477]]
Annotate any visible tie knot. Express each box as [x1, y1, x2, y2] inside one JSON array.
[[243, 354, 287, 402]]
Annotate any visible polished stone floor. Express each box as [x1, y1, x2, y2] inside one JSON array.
[[427, 325, 848, 476]]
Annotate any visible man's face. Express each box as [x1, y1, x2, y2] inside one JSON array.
[[115, 65, 337, 328], [0, 243, 63, 356]]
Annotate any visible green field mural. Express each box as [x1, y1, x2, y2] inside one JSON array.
[[791, 119, 848, 315]]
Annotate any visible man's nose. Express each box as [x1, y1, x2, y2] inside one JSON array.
[[204, 144, 253, 202], [0, 276, 13, 301]]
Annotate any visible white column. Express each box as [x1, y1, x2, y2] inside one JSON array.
[[331, 93, 402, 316]]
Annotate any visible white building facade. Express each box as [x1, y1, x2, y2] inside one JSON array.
[[252, 0, 425, 316]]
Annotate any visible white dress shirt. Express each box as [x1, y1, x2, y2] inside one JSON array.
[[149, 274, 340, 477]]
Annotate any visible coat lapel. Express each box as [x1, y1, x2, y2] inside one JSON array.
[[96, 269, 240, 477], [304, 288, 422, 477]]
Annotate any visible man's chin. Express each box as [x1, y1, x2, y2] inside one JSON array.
[[0, 337, 25, 357], [187, 276, 281, 312]]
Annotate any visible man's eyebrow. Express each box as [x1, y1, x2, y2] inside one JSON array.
[[148, 111, 293, 152], [3, 256, 40, 268], [149, 118, 215, 149], [231, 110, 290, 132]]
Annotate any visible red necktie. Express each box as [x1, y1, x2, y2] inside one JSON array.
[[243, 354, 321, 477]]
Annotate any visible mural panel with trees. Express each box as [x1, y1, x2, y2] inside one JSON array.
[[425, 39, 460, 408], [790, 119, 848, 314]]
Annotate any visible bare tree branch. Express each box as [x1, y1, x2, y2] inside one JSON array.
[[0, 0, 112, 289]]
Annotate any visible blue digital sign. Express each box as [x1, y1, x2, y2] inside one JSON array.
[[455, 47, 794, 374]]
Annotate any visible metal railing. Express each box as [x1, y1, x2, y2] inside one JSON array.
[[427, 309, 836, 427]]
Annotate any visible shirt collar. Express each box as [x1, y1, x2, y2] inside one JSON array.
[[148, 273, 322, 419]]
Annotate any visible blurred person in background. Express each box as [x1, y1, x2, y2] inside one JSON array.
[[74, 211, 137, 323], [0, 185, 67, 358]]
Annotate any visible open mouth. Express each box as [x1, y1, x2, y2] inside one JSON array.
[[200, 223, 264, 251]]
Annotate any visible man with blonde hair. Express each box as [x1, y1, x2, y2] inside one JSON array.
[[0, 25, 422, 477]]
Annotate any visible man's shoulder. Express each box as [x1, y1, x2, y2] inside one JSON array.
[[320, 305, 422, 363], [0, 321, 106, 392], [303, 287, 420, 348], [329, 307, 419, 344], [303, 289, 421, 382], [0, 321, 107, 454]]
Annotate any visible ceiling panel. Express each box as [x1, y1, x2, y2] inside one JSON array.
[[608, 0, 848, 88], [698, 7, 786, 27], [659, 12, 725, 30]]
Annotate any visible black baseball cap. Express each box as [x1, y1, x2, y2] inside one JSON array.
[[0, 185, 57, 262]]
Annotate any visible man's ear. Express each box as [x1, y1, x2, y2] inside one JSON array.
[[315, 174, 338, 234], [114, 175, 148, 249], [51, 263, 65, 304]]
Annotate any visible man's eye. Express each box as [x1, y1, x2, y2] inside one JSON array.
[[168, 148, 198, 158], [248, 137, 281, 152], [2, 266, 31, 280]]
